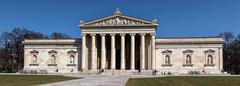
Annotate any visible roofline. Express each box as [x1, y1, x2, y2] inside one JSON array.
[[79, 24, 158, 28], [80, 14, 156, 25], [156, 37, 224, 44], [157, 37, 223, 39], [22, 39, 81, 45], [23, 38, 80, 40]]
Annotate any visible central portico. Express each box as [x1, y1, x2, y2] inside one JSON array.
[[80, 9, 158, 71]]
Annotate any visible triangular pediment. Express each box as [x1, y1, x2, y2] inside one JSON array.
[[80, 15, 157, 27], [162, 50, 173, 53], [183, 49, 194, 53], [30, 50, 39, 53], [204, 49, 215, 53]]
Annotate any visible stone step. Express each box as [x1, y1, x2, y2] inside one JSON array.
[[78, 70, 153, 75]]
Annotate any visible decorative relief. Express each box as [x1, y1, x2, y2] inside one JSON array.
[[86, 17, 148, 26], [80, 8, 157, 27]]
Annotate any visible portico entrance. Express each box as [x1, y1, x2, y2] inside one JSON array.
[[79, 9, 157, 72]]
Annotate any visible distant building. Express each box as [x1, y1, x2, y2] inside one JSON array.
[[22, 9, 224, 75]]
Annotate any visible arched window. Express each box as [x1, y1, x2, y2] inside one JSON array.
[[207, 55, 213, 64], [70, 55, 75, 64], [186, 55, 191, 65], [32, 55, 37, 63], [165, 55, 170, 64], [51, 55, 56, 64]]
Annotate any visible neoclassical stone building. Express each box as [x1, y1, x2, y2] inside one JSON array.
[[23, 9, 224, 75]]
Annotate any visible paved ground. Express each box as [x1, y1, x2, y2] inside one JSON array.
[[40, 74, 235, 86], [41, 75, 129, 86]]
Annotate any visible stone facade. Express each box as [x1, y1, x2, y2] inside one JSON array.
[[155, 38, 223, 75], [22, 9, 224, 75], [23, 39, 81, 73]]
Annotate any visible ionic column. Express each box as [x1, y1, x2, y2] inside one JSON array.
[[151, 33, 156, 69], [100, 34, 106, 69], [110, 34, 116, 70], [140, 33, 146, 70], [130, 33, 135, 70], [91, 34, 97, 70], [120, 33, 125, 70], [81, 33, 87, 70]]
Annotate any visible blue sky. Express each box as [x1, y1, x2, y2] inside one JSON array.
[[0, 0, 240, 38]]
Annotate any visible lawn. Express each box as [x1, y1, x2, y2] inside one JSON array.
[[0, 75, 79, 86], [126, 76, 240, 86]]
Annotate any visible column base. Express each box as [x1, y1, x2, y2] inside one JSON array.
[[120, 68, 126, 70], [80, 68, 88, 72], [78, 69, 99, 74], [139, 70, 153, 75]]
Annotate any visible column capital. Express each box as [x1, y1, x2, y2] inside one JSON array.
[[150, 33, 156, 36], [140, 33, 146, 36], [120, 33, 126, 36], [110, 33, 116, 36], [130, 33, 136, 36], [90, 33, 96, 36], [100, 33, 106, 36], [81, 33, 86, 36]]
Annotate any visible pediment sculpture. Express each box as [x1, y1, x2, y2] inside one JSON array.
[[85, 17, 149, 26]]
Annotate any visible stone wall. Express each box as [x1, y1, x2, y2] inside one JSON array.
[[155, 38, 224, 75], [23, 39, 81, 73], [22, 37, 224, 75]]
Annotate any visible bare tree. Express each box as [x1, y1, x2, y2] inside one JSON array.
[[0, 28, 47, 72], [0, 28, 72, 73], [50, 32, 71, 39]]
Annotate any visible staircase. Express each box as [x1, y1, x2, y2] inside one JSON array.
[[79, 69, 152, 75]]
